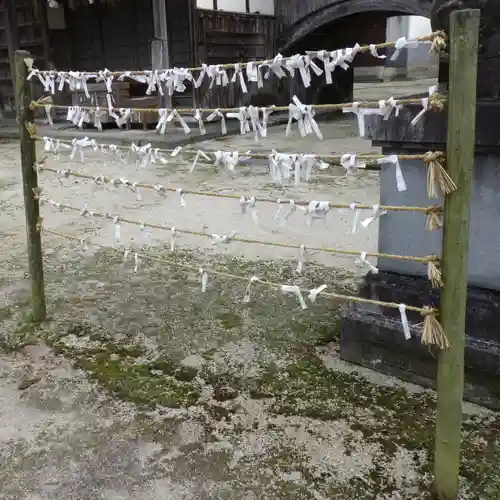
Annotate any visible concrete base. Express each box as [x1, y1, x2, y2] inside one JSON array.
[[340, 271, 500, 410]]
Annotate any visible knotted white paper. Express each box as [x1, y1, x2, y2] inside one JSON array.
[[355, 251, 379, 274], [281, 285, 308, 310], [308, 284, 328, 304], [361, 204, 387, 228], [399, 303, 412, 340]]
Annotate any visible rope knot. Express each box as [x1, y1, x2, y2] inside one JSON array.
[[428, 93, 444, 112], [423, 151, 456, 198]]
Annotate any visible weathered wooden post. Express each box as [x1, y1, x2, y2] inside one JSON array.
[[14, 50, 47, 323], [434, 10, 480, 499]]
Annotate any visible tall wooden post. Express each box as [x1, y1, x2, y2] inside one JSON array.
[[152, 0, 171, 108], [14, 50, 47, 323], [434, 9, 480, 500]]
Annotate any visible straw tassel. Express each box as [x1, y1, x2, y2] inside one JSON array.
[[429, 31, 447, 55], [421, 307, 450, 349], [424, 151, 457, 199], [427, 259, 443, 288], [426, 209, 443, 231]]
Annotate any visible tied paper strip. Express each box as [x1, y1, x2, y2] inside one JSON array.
[[379, 97, 402, 120], [199, 268, 209, 293], [206, 109, 227, 135], [281, 285, 308, 310], [168, 110, 191, 135], [341, 154, 366, 175], [189, 150, 212, 174], [361, 204, 387, 228], [308, 284, 328, 304], [226, 107, 251, 136], [296, 244, 306, 274], [232, 63, 248, 93], [211, 231, 237, 245], [246, 61, 263, 88], [306, 200, 330, 225], [243, 276, 260, 303], [378, 155, 406, 192], [194, 109, 206, 135], [113, 216, 121, 241], [157, 108, 169, 135], [369, 44, 387, 59], [350, 203, 361, 234], [45, 104, 53, 126], [399, 304, 412, 340], [391, 37, 420, 61], [170, 228, 176, 252], [355, 251, 379, 274], [110, 108, 132, 128], [411, 85, 439, 126], [70, 137, 98, 162], [314, 50, 334, 84], [131, 143, 153, 168], [274, 199, 282, 220], [286, 96, 323, 140], [240, 196, 258, 225], [133, 253, 141, 274], [282, 199, 305, 225], [214, 151, 239, 172], [176, 188, 186, 207], [247, 106, 266, 141]]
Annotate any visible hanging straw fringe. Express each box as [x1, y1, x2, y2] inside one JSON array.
[[424, 151, 457, 199], [421, 307, 450, 349], [429, 31, 447, 55], [426, 210, 443, 231], [29, 95, 53, 110], [428, 93, 445, 112], [427, 259, 443, 288]]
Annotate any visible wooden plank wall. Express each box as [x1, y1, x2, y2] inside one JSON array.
[[193, 9, 288, 109], [0, 0, 46, 116]]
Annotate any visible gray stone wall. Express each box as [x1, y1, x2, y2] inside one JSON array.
[[378, 155, 500, 291]]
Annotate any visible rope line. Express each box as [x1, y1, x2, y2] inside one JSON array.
[[40, 225, 436, 316], [30, 93, 446, 115], [35, 161, 442, 214], [37, 197, 438, 265], [30, 32, 446, 77], [34, 135, 445, 166]]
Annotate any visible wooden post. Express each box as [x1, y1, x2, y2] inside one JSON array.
[[14, 50, 47, 323], [434, 9, 480, 500], [152, 0, 171, 108]]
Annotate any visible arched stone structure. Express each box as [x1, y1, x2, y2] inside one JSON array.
[[276, 0, 433, 50]]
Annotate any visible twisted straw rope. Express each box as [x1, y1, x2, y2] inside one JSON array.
[[35, 160, 442, 215], [36, 197, 438, 267], [31, 31, 446, 77], [39, 225, 438, 317], [29, 92, 446, 115], [33, 135, 445, 167]]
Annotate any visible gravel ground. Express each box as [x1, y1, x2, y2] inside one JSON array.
[[0, 113, 499, 500]]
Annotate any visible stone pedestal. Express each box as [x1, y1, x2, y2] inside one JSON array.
[[339, 43, 500, 409]]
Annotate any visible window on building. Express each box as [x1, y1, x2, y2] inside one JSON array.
[[196, 0, 275, 15]]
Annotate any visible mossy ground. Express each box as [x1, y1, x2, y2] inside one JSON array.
[[1, 248, 499, 499]]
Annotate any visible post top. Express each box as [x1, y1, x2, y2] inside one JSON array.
[[431, 1, 500, 55]]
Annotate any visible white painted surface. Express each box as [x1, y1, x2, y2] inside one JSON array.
[[217, 0, 247, 13], [196, 0, 214, 9], [409, 16, 432, 38], [249, 0, 275, 15]]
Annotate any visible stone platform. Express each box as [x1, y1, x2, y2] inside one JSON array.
[[340, 271, 500, 410]]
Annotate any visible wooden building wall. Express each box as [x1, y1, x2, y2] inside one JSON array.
[[0, 0, 47, 116], [193, 8, 286, 109], [63, 0, 154, 71]]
